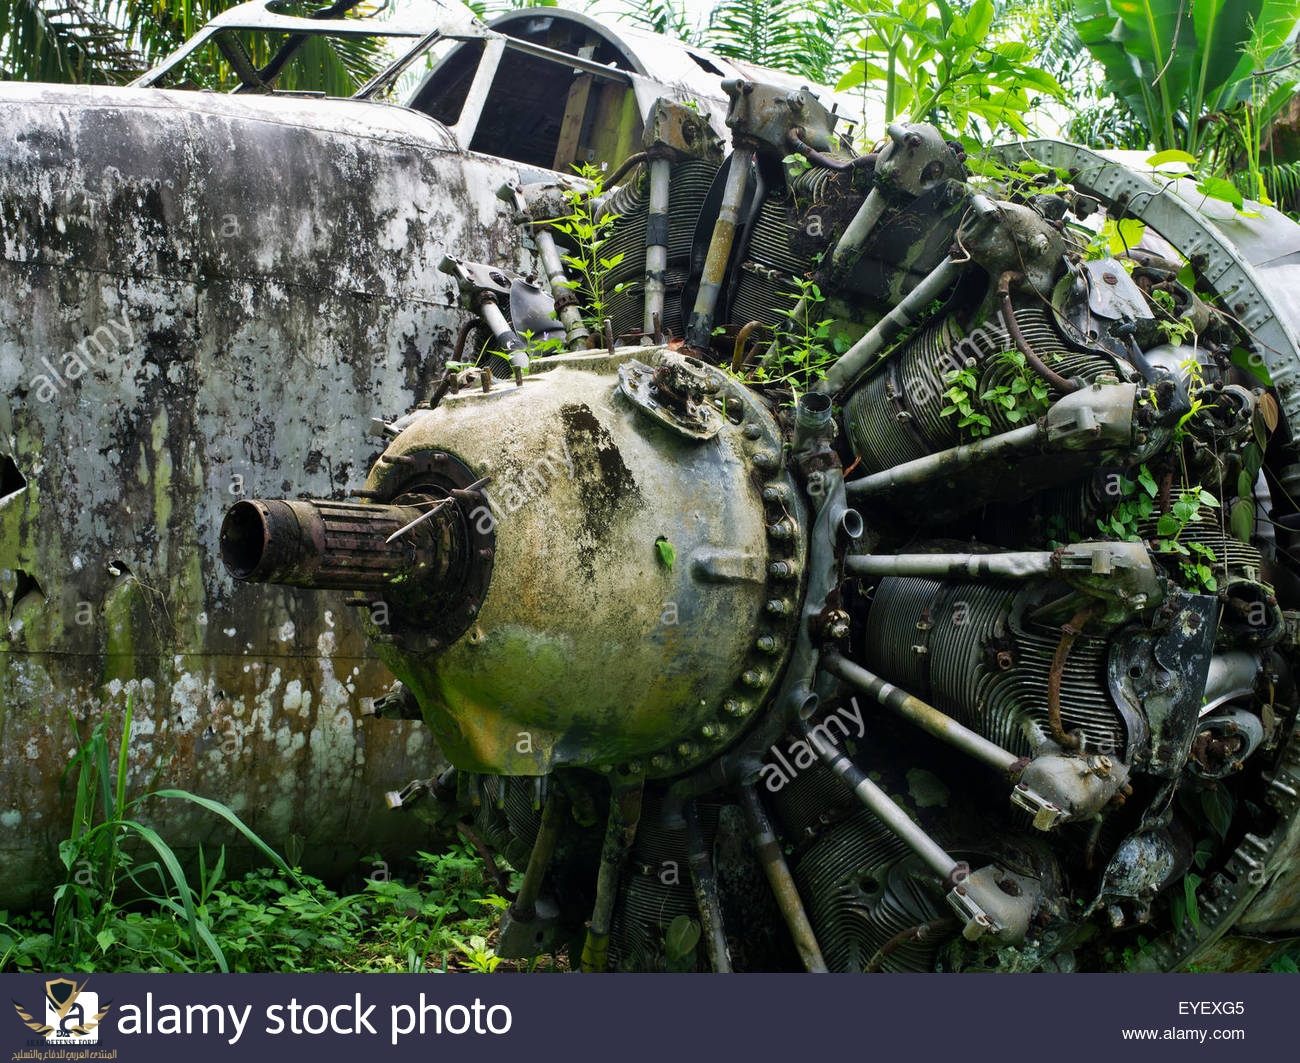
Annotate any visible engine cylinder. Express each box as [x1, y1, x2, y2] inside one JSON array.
[[863, 576, 1130, 758]]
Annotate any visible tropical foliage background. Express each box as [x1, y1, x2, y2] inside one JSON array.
[[4, 1, 1300, 210]]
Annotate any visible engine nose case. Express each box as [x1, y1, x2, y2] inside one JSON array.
[[362, 349, 808, 780]]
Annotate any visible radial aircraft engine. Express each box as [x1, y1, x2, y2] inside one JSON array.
[[0, 1, 848, 907], [221, 67, 1300, 971]]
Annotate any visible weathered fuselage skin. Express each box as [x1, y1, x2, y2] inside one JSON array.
[[0, 82, 537, 904]]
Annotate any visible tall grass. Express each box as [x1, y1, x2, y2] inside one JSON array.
[[0, 696, 519, 973], [47, 695, 297, 970]]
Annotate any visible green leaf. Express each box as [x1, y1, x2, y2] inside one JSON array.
[[150, 789, 297, 880], [664, 914, 701, 961], [1103, 217, 1147, 255], [1138, 465, 1159, 497], [119, 817, 227, 970], [1192, 0, 1264, 104], [1220, 0, 1295, 95], [1185, 872, 1203, 932], [1230, 498, 1255, 542], [836, 61, 867, 91], [1075, 0, 1197, 148], [655, 536, 675, 571], [966, 0, 994, 43], [1146, 149, 1198, 169], [1197, 176, 1245, 209], [1242, 442, 1264, 481], [1157, 513, 1182, 537]]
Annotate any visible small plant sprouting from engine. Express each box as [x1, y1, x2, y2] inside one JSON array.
[[940, 348, 1051, 439], [1151, 288, 1195, 347], [1098, 464, 1159, 541], [940, 358, 991, 436], [1153, 487, 1221, 594], [750, 274, 845, 402], [548, 163, 629, 336], [1096, 464, 1221, 594]]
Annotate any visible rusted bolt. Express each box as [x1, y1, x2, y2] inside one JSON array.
[[768, 560, 798, 579], [1102, 271, 1118, 285], [1233, 302, 1247, 315], [700, 723, 717, 739], [741, 670, 766, 688], [677, 742, 695, 757], [756, 635, 780, 654], [744, 423, 763, 440], [823, 612, 851, 640], [996, 650, 1014, 670], [723, 699, 750, 717], [753, 450, 778, 470], [765, 599, 790, 616], [767, 520, 795, 540]]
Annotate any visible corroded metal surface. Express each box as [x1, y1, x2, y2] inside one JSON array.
[[358, 352, 805, 779], [0, 82, 543, 905]]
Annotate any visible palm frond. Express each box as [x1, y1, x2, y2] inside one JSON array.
[[0, 0, 139, 82], [703, 0, 864, 83]]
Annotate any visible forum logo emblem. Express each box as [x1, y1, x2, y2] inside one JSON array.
[[12, 979, 112, 1043]]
